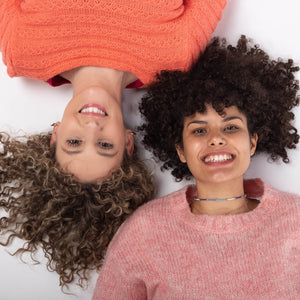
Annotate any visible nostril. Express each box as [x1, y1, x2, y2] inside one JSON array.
[[210, 138, 225, 146], [84, 121, 101, 127]]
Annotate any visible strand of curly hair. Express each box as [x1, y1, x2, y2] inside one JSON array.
[[0, 132, 154, 288], [139, 35, 300, 181]]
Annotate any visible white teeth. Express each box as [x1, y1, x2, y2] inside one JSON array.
[[80, 107, 106, 115], [204, 154, 233, 163]]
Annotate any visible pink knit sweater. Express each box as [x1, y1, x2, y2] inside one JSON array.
[[93, 179, 300, 299]]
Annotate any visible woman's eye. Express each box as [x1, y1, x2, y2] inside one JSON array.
[[193, 128, 207, 135], [66, 139, 82, 147], [98, 142, 113, 150], [224, 125, 238, 132]]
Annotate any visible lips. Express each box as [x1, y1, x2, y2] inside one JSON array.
[[79, 104, 108, 117], [202, 152, 234, 163]]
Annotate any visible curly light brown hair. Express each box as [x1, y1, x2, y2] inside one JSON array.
[[139, 35, 300, 181], [0, 132, 154, 288]]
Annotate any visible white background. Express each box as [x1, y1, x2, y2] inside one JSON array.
[[1, 0, 300, 299]]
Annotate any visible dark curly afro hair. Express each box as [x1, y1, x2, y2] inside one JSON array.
[[139, 35, 300, 181]]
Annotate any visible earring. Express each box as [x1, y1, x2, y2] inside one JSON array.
[[129, 131, 136, 136]]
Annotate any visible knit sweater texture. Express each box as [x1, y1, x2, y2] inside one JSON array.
[[93, 179, 300, 299], [0, 0, 226, 85]]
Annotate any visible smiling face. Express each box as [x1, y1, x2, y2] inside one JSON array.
[[176, 105, 257, 188], [50, 87, 134, 183]]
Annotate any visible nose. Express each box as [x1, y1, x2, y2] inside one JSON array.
[[208, 133, 225, 147], [82, 117, 103, 129]]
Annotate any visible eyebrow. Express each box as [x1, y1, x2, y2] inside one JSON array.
[[61, 147, 118, 157], [187, 116, 244, 127]]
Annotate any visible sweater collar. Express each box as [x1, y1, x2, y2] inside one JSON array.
[[174, 178, 280, 233]]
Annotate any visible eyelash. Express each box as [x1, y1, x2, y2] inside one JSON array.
[[66, 139, 82, 147], [224, 125, 239, 132], [193, 128, 207, 135], [98, 141, 113, 150], [66, 140, 113, 150], [192, 125, 239, 135]]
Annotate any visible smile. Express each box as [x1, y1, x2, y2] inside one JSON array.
[[79, 104, 108, 116], [203, 154, 233, 163]]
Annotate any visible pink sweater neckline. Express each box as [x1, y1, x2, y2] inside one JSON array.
[[173, 178, 278, 234]]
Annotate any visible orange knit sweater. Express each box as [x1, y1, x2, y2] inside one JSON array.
[[0, 0, 226, 85]]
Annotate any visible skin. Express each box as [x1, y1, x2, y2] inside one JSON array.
[[176, 105, 258, 215], [50, 66, 136, 183]]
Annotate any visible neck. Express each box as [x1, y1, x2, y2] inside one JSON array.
[[192, 177, 257, 215], [61, 66, 137, 102]]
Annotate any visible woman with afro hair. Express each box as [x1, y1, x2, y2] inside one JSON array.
[[93, 36, 300, 299]]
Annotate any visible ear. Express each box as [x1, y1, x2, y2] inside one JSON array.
[[50, 122, 61, 147], [175, 143, 187, 163], [250, 133, 258, 156], [125, 129, 134, 156]]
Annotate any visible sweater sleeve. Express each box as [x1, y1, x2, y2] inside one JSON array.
[[92, 221, 148, 300], [0, 0, 19, 76], [92, 248, 147, 300], [184, 0, 227, 61], [92, 198, 166, 300]]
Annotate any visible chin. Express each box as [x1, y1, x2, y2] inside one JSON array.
[[198, 172, 243, 184]]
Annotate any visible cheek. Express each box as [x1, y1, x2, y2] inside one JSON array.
[[57, 119, 74, 134], [182, 141, 205, 174], [231, 134, 253, 154], [183, 139, 204, 162], [55, 126, 69, 145], [237, 138, 253, 168], [245, 139, 254, 157]]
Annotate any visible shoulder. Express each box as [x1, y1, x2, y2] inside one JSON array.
[[135, 185, 190, 215], [273, 185, 300, 213], [245, 178, 300, 200], [106, 185, 191, 250], [264, 180, 300, 206], [183, 0, 227, 20], [124, 185, 189, 228], [247, 178, 300, 216]]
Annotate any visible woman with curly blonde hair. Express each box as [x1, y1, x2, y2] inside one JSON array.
[[0, 132, 154, 288]]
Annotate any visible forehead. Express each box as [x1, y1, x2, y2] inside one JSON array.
[[184, 105, 246, 122]]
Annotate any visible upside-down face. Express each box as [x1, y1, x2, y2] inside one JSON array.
[[51, 87, 134, 183]]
